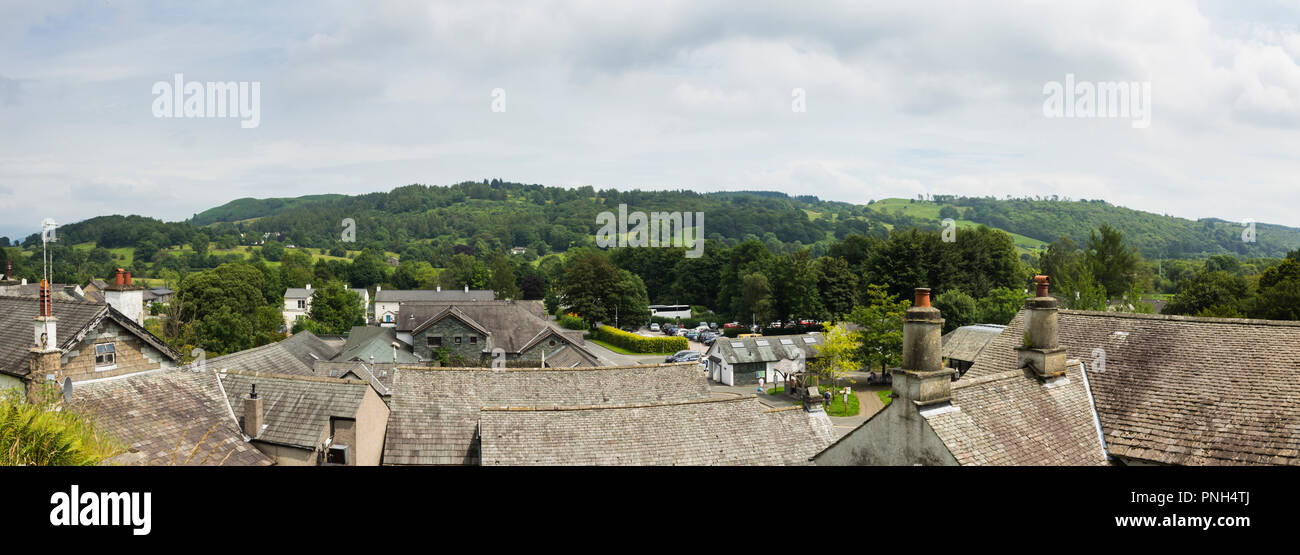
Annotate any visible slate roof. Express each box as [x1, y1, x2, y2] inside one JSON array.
[[313, 360, 395, 396], [707, 334, 822, 365], [216, 370, 370, 450], [478, 396, 836, 466], [71, 369, 272, 466], [396, 301, 596, 362], [923, 361, 1110, 465], [0, 297, 179, 378], [383, 362, 711, 465], [0, 282, 86, 301], [375, 289, 494, 303], [337, 326, 419, 364], [201, 331, 341, 376], [941, 324, 1004, 363], [284, 287, 369, 300], [964, 309, 1300, 466]]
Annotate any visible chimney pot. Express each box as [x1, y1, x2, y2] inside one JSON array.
[[1033, 275, 1050, 297], [114, 268, 124, 286], [124, 271, 132, 286], [914, 288, 931, 308]]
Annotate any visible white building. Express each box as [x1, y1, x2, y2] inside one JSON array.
[[283, 284, 370, 330]]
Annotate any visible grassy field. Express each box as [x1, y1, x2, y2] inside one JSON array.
[[870, 198, 1049, 254], [766, 386, 861, 416]]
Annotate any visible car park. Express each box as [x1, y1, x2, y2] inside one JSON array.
[[649, 323, 661, 332], [665, 350, 701, 363]]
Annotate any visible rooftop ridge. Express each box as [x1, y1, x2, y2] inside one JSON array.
[[393, 361, 698, 373], [1060, 309, 1300, 328], [480, 394, 757, 412], [218, 368, 367, 386]]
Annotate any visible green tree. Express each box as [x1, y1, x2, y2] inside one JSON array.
[[305, 281, 365, 334], [1085, 224, 1140, 298], [975, 287, 1028, 325], [196, 305, 256, 354], [849, 285, 910, 374], [814, 256, 860, 319], [740, 272, 774, 326], [261, 240, 285, 262], [933, 289, 977, 332], [558, 250, 621, 326], [488, 253, 523, 300], [1165, 270, 1250, 316]]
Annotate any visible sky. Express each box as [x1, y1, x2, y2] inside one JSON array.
[[1, 0, 1299, 240]]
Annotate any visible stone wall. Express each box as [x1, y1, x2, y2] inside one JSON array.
[[62, 321, 175, 382]]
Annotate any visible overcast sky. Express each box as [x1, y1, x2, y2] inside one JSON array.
[[2, 0, 1299, 240]]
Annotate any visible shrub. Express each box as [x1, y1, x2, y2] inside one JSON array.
[[0, 387, 122, 466], [592, 325, 687, 353], [557, 313, 589, 331]]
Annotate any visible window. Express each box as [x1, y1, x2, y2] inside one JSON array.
[[454, 336, 462, 345], [94, 343, 116, 368], [297, 299, 306, 309], [326, 445, 349, 465], [548, 339, 557, 347], [469, 336, 478, 344], [428, 336, 442, 347]]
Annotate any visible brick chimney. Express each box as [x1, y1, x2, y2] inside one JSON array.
[[27, 280, 62, 401], [243, 384, 264, 438], [890, 288, 951, 406], [1017, 275, 1067, 379], [124, 271, 132, 286], [114, 268, 125, 287]]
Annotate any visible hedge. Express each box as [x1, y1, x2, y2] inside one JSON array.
[[592, 325, 688, 353], [557, 313, 589, 331]]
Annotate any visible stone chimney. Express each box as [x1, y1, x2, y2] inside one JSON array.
[[27, 280, 62, 401], [306, 283, 312, 291], [1017, 275, 1067, 379], [243, 384, 264, 438], [103, 268, 144, 324], [890, 288, 951, 406], [464, 285, 469, 293]]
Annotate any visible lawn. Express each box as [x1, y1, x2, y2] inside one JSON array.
[[766, 385, 861, 416], [877, 390, 893, 407]]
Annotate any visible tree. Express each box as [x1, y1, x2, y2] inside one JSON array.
[[558, 250, 621, 326], [814, 256, 860, 319], [974, 287, 1027, 325], [1085, 224, 1140, 298], [191, 233, 210, 261], [933, 289, 977, 332], [196, 305, 256, 354], [849, 285, 910, 375], [809, 323, 861, 389], [487, 253, 522, 300], [740, 272, 774, 327], [349, 249, 389, 288], [609, 270, 651, 328], [1165, 270, 1250, 316], [439, 253, 488, 290], [305, 281, 365, 334], [261, 240, 285, 262]]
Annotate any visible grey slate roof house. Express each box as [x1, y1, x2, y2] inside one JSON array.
[[201, 331, 341, 376], [216, 369, 390, 466], [816, 281, 1300, 466], [704, 333, 822, 386], [940, 324, 1004, 377], [395, 301, 599, 367], [383, 362, 712, 465], [336, 326, 419, 364], [71, 369, 273, 466], [374, 286, 495, 325], [0, 295, 181, 400], [479, 396, 836, 466]]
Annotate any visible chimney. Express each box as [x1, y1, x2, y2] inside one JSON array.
[[1017, 275, 1067, 380], [114, 268, 124, 287], [28, 280, 62, 401], [306, 283, 312, 291], [4, 260, 10, 280], [124, 271, 132, 286], [243, 384, 264, 438], [890, 288, 951, 406], [464, 285, 469, 293], [436, 285, 441, 292]]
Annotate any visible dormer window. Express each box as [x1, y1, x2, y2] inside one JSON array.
[[94, 343, 116, 369]]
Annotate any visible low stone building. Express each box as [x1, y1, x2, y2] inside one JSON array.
[[383, 363, 711, 465], [216, 370, 390, 466], [0, 283, 181, 401], [395, 301, 599, 367], [940, 324, 1004, 378], [704, 333, 822, 386], [816, 278, 1300, 466], [71, 369, 274, 466], [374, 286, 494, 326], [479, 396, 835, 466]]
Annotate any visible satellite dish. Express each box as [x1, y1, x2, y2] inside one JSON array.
[[61, 377, 73, 403]]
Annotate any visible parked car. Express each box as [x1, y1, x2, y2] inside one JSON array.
[[684, 330, 700, 341], [649, 323, 661, 332], [662, 324, 676, 335], [723, 322, 739, 329], [665, 350, 701, 363], [708, 322, 718, 330], [703, 334, 718, 346]]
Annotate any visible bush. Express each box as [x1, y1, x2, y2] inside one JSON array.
[[557, 313, 589, 331], [0, 387, 122, 466], [592, 325, 687, 353]]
